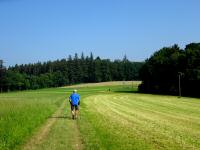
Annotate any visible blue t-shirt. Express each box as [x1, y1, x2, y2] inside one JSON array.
[[70, 93, 80, 105]]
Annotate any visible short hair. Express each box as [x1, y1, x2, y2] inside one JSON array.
[[73, 89, 77, 93]]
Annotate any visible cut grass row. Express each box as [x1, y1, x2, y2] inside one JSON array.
[[80, 93, 200, 149]]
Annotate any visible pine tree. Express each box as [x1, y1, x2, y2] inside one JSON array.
[[94, 57, 102, 82], [101, 59, 111, 81], [0, 60, 4, 92], [80, 52, 86, 82], [74, 53, 81, 83], [67, 55, 74, 84], [88, 52, 95, 82]]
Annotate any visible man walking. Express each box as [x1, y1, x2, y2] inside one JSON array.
[[69, 89, 80, 119]]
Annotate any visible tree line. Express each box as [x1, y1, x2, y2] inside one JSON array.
[[139, 43, 200, 97], [0, 53, 144, 92]]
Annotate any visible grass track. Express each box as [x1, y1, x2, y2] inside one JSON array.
[[0, 90, 64, 150], [22, 100, 82, 150]]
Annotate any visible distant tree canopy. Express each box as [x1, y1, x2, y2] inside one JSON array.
[[0, 53, 144, 92], [139, 43, 200, 97], [0, 60, 6, 92]]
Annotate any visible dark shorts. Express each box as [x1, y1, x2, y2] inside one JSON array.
[[71, 104, 79, 111]]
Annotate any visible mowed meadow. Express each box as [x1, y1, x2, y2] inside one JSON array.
[[0, 81, 200, 150]]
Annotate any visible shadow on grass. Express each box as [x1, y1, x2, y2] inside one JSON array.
[[114, 89, 178, 96], [49, 116, 72, 119], [113, 90, 139, 94], [122, 90, 200, 99], [113, 88, 200, 99]]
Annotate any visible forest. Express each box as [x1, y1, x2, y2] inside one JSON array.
[[139, 43, 200, 97], [1, 42, 200, 97], [0, 53, 143, 92]]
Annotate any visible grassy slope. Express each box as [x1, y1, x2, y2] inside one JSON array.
[[80, 90, 200, 150], [0, 89, 65, 150], [0, 81, 138, 150], [1, 81, 200, 150]]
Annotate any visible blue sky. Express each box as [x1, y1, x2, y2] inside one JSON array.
[[0, 0, 200, 67]]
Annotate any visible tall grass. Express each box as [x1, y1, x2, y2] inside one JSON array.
[[0, 89, 65, 150]]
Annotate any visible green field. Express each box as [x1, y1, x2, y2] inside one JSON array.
[[0, 82, 200, 150]]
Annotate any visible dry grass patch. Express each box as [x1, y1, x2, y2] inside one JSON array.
[[61, 81, 141, 88]]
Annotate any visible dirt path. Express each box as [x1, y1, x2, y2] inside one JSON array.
[[22, 100, 83, 150]]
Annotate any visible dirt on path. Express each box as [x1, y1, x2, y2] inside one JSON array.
[[22, 100, 83, 150]]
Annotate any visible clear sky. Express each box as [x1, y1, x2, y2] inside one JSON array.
[[0, 0, 200, 67]]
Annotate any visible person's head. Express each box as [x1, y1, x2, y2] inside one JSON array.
[[73, 89, 77, 93]]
